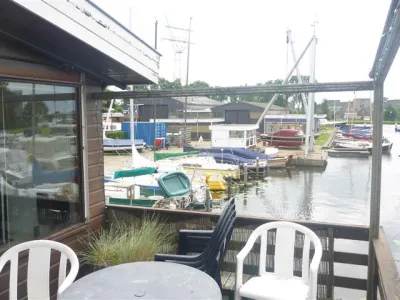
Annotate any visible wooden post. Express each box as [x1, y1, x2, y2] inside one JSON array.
[[367, 83, 384, 300], [205, 187, 211, 212], [256, 157, 260, 179], [243, 163, 248, 186], [227, 176, 232, 199]]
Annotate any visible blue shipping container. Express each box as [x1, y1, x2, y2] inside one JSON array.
[[121, 122, 167, 146]]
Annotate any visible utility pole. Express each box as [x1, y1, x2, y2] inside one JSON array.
[[162, 17, 193, 145], [153, 19, 158, 154], [184, 17, 192, 143], [128, 7, 132, 32], [154, 20, 158, 50]]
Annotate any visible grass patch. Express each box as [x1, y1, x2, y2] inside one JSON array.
[[80, 215, 174, 268], [315, 132, 331, 147]]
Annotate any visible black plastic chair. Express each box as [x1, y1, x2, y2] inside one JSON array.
[[154, 198, 236, 288]]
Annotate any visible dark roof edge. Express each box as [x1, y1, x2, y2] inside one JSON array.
[[86, 0, 162, 56]]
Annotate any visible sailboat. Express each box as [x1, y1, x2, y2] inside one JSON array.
[[334, 95, 393, 153], [104, 100, 210, 210]]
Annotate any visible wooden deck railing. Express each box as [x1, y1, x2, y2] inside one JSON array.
[[106, 204, 373, 299], [374, 229, 400, 300]]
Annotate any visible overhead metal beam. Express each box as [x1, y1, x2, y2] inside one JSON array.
[[90, 81, 374, 100], [369, 0, 400, 83]]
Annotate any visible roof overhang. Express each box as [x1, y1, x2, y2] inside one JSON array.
[[1, 0, 160, 87]]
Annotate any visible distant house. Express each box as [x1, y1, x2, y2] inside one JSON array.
[[354, 98, 371, 111], [324, 99, 348, 119], [325, 98, 372, 120], [211, 101, 289, 133]]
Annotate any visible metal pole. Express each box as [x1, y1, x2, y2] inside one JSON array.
[[305, 35, 317, 155], [288, 30, 308, 113], [32, 84, 36, 157], [366, 83, 384, 300], [334, 100, 336, 123], [243, 163, 248, 186], [227, 176, 232, 199], [256, 37, 313, 127], [153, 22, 158, 155], [155, 20, 158, 50], [130, 99, 135, 168], [256, 157, 260, 179], [205, 186, 211, 212], [128, 8, 132, 31], [153, 98, 157, 153], [184, 17, 192, 142]]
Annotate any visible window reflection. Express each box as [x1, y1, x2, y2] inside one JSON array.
[[0, 81, 81, 251]]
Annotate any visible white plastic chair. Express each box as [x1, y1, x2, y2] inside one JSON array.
[[235, 221, 322, 300], [0, 240, 79, 300]]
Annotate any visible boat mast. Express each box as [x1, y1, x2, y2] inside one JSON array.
[[287, 30, 308, 113], [255, 35, 313, 127], [130, 98, 135, 168], [305, 24, 317, 155]]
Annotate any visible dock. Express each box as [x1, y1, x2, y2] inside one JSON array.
[[277, 148, 328, 168]]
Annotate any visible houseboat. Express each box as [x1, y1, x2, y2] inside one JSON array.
[[209, 124, 258, 149]]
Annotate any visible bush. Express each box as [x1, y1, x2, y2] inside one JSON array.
[[80, 216, 174, 268], [105, 131, 126, 139]]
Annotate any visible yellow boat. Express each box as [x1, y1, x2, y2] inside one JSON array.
[[205, 173, 227, 191]]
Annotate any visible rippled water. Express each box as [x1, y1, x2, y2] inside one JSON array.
[[234, 125, 400, 266]]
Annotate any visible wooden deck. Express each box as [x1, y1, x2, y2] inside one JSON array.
[[105, 204, 399, 300]]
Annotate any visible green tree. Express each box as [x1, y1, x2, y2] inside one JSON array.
[[317, 99, 330, 116], [102, 88, 125, 113], [384, 105, 397, 121], [187, 80, 209, 89]]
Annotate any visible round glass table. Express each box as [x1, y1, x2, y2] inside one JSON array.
[[59, 261, 222, 300]]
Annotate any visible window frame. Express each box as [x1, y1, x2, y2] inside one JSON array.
[[0, 77, 86, 251]]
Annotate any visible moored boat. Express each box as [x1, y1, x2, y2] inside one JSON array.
[[333, 138, 393, 154], [157, 156, 241, 180], [260, 129, 305, 148], [105, 169, 209, 209]]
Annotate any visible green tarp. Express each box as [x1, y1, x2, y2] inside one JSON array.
[[114, 167, 157, 179], [154, 151, 199, 161]]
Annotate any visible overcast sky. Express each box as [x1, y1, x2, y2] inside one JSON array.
[[93, 0, 400, 103]]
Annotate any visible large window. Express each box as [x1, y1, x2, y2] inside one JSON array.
[[0, 81, 81, 252]]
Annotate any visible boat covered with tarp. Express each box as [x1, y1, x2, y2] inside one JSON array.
[[184, 145, 267, 160], [113, 167, 157, 180], [154, 151, 199, 161]]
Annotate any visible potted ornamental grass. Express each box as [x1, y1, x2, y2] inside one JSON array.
[[77, 215, 174, 278]]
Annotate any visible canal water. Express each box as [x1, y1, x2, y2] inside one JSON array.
[[233, 124, 400, 269]]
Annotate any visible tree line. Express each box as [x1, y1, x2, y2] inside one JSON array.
[[103, 76, 315, 113]]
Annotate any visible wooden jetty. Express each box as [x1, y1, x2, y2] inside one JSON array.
[[278, 149, 328, 168]]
